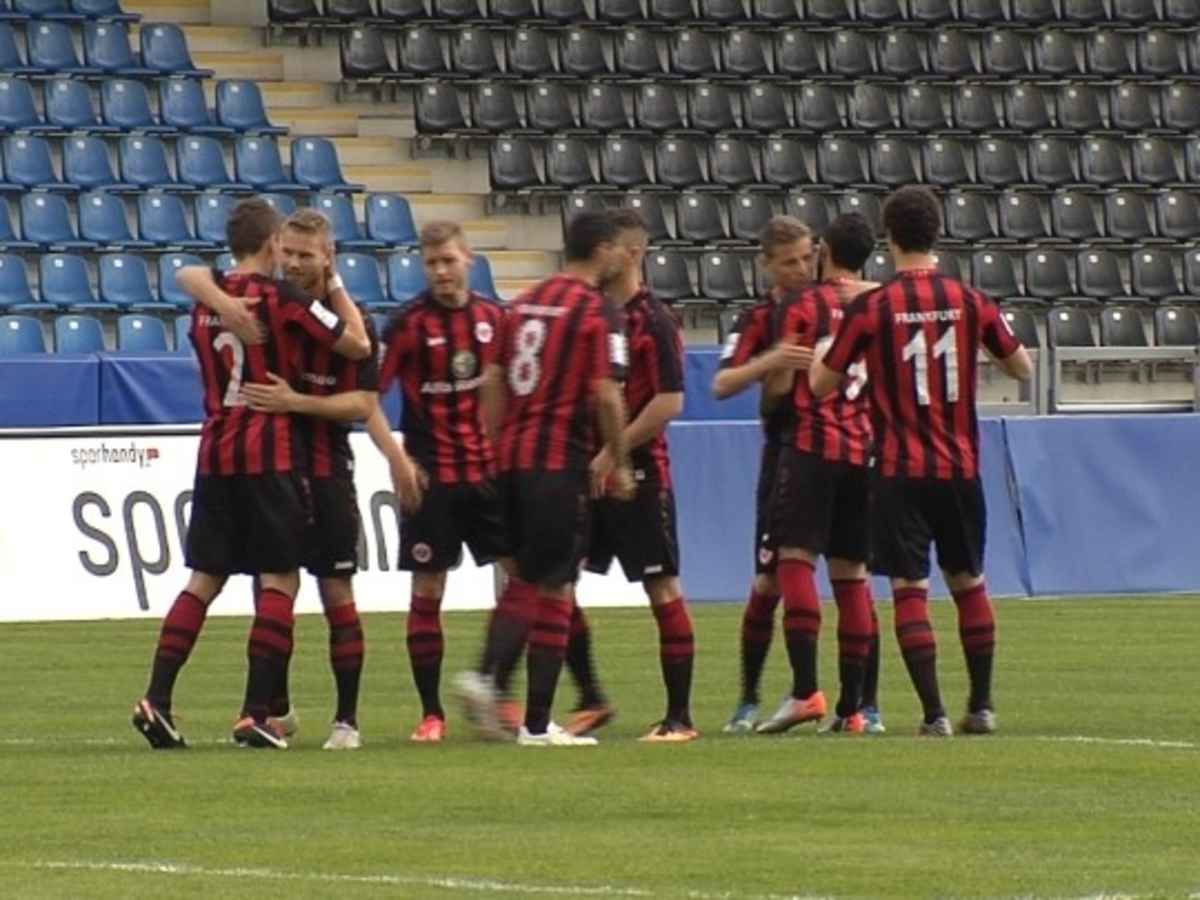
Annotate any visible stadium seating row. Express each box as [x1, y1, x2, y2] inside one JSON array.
[[0, 190, 418, 250], [341, 24, 1200, 82], [0, 0, 134, 22], [484, 133, 1200, 191], [0, 134, 356, 194], [1, 20, 207, 77], [272, 0, 1200, 28]]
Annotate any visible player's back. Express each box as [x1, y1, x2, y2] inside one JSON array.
[[498, 273, 613, 473]]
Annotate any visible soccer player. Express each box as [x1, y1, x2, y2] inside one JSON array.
[[457, 210, 633, 747], [755, 212, 878, 735], [811, 186, 1033, 736], [371, 221, 507, 744], [564, 208, 696, 742], [130, 198, 371, 750], [711, 216, 816, 734]]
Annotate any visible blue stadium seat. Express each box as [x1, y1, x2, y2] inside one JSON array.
[[0, 76, 53, 133], [365, 192, 417, 246], [137, 191, 210, 248], [4, 135, 72, 191], [101, 79, 171, 132], [370, 311, 389, 343], [45, 78, 117, 133], [314, 193, 381, 250], [176, 135, 246, 191], [140, 22, 212, 77], [117, 313, 169, 351], [158, 78, 230, 135], [119, 135, 178, 190], [158, 251, 203, 307], [0, 253, 39, 310], [468, 252, 499, 300], [173, 312, 191, 352], [64, 135, 134, 192], [0, 23, 39, 74], [291, 137, 363, 192], [21, 192, 94, 248], [54, 313, 105, 353], [0, 195, 34, 249], [195, 192, 234, 245], [215, 80, 286, 134], [215, 251, 233, 270], [15, 0, 82, 21], [27, 21, 99, 73], [72, 0, 138, 21], [235, 136, 303, 192], [259, 192, 298, 218], [40, 252, 107, 310], [387, 251, 427, 304], [99, 251, 164, 309], [336, 252, 388, 308], [78, 189, 148, 248], [83, 21, 152, 75], [0, 315, 46, 353]]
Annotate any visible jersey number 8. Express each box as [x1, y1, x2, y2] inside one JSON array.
[[509, 319, 547, 397]]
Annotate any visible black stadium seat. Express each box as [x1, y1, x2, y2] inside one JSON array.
[[1100, 307, 1147, 347]]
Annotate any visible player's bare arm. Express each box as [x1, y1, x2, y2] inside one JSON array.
[[241, 373, 375, 422], [591, 389, 682, 492], [809, 359, 844, 399], [711, 342, 811, 400], [479, 362, 507, 445], [591, 377, 634, 500], [990, 345, 1034, 382], [176, 265, 265, 345], [364, 402, 427, 513], [324, 267, 371, 361]]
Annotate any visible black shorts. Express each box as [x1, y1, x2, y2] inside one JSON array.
[[585, 479, 680, 583], [498, 469, 590, 588], [400, 479, 507, 572], [770, 448, 869, 563], [755, 441, 781, 574], [185, 473, 311, 576], [869, 475, 987, 581], [304, 475, 361, 578]]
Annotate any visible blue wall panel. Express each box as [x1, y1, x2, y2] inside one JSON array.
[[99, 354, 202, 425], [0, 354, 99, 427]]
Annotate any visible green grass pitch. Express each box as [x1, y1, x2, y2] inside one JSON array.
[[1, 597, 1198, 899]]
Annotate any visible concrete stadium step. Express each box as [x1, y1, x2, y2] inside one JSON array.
[[123, 0, 211, 24], [259, 81, 333, 109], [461, 219, 510, 251], [193, 50, 285, 81], [270, 108, 360, 137], [495, 278, 541, 299], [408, 194, 487, 224], [328, 138, 410, 166], [173, 25, 262, 53], [341, 164, 433, 194], [486, 251, 558, 280]]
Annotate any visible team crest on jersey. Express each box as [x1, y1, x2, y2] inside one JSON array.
[[452, 350, 477, 379], [759, 547, 774, 566], [412, 543, 433, 564], [475, 321, 494, 344]]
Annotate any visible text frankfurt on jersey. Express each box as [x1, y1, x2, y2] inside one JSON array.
[[420, 375, 484, 394], [894, 309, 964, 324]]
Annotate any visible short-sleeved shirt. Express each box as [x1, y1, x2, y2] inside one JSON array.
[[822, 270, 1022, 481], [379, 291, 504, 485], [497, 274, 627, 473], [623, 288, 684, 486], [191, 271, 346, 476], [718, 293, 787, 444], [774, 281, 871, 467]]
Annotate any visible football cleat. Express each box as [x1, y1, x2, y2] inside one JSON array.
[[959, 708, 997, 735], [267, 707, 299, 738], [563, 704, 616, 737], [639, 720, 700, 743], [755, 691, 828, 734], [453, 671, 506, 740], [131, 698, 186, 750], [232, 716, 288, 749], [322, 721, 362, 750], [410, 715, 446, 743], [517, 722, 599, 747], [862, 705, 887, 735], [496, 699, 523, 736], [721, 702, 759, 735], [818, 712, 866, 735], [918, 716, 953, 738]]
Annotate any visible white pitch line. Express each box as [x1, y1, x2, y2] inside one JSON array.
[[1034, 736, 1198, 750]]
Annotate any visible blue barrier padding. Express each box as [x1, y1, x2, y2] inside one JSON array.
[[682, 347, 760, 422], [0, 354, 99, 427], [1005, 414, 1200, 595], [99, 353, 203, 425]]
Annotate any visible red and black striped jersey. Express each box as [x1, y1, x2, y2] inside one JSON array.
[[623, 288, 684, 486], [497, 274, 627, 473], [379, 291, 503, 485], [295, 306, 380, 480], [774, 281, 872, 466], [823, 270, 1022, 481], [191, 271, 347, 476], [718, 292, 787, 444]]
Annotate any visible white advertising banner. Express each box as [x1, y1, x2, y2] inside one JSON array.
[[0, 431, 645, 623]]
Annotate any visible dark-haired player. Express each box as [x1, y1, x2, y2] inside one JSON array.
[[812, 186, 1032, 737]]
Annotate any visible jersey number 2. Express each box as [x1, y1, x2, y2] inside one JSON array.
[[508, 319, 547, 397], [213, 332, 246, 407], [902, 328, 959, 406]]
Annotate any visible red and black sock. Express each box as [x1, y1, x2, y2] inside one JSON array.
[[146, 591, 208, 711], [482, 578, 537, 695], [953, 583, 996, 714], [242, 587, 295, 725], [327, 602, 365, 726], [652, 597, 695, 726], [779, 559, 821, 701], [832, 578, 872, 718], [406, 593, 444, 719], [863, 604, 881, 710], [893, 586, 944, 723], [565, 604, 606, 709], [524, 596, 573, 734], [739, 588, 779, 706]]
